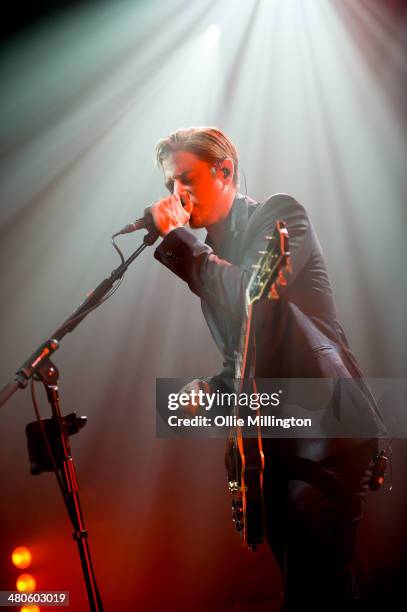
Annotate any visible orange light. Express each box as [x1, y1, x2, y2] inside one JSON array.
[[16, 574, 36, 592], [11, 547, 32, 569], [21, 607, 40, 612]]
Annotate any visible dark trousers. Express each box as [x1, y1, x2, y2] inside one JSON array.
[[262, 438, 377, 611]]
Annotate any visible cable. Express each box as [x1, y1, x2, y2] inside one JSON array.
[[57, 228, 137, 337], [30, 380, 68, 502], [241, 168, 248, 196], [54, 274, 125, 337], [111, 236, 125, 265]]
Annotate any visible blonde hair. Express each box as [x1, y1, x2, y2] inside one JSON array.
[[155, 126, 239, 185]]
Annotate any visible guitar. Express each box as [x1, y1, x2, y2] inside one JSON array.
[[225, 220, 291, 550]]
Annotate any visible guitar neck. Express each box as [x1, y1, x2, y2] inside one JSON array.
[[235, 303, 255, 390]]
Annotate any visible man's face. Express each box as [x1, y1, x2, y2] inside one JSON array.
[[162, 150, 230, 229]]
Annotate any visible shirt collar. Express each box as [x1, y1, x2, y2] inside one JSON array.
[[205, 192, 249, 251]]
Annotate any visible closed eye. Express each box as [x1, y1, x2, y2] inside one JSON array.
[[165, 171, 193, 193]]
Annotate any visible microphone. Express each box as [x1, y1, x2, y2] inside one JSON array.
[[112, 193, 190, 238], [113, 217, 149, 236]]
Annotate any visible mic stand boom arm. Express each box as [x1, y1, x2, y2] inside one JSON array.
[[0, 231, 156, 611]]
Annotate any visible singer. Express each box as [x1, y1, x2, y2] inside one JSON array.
[[148, 126, 380, 610]]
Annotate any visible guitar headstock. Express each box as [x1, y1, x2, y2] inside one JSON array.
[[246, 220, 291, 307]]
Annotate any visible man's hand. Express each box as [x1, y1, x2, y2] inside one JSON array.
[[150, 193, 193, 237], [177, 378, 211, 416]]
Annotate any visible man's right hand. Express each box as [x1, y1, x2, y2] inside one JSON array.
[[150, 193, 193, 237]]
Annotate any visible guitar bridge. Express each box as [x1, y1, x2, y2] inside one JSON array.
[[228, 480, 239, 493]]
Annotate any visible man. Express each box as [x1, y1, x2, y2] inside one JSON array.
[[150, 126, 380, 610]]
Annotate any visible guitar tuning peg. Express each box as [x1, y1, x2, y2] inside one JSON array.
[[269, 284, 280, 300], [278, 270, 287, 286], [252, 264, 260, 269], [258, 250, 266, 255], [265, 235, 274, 240]]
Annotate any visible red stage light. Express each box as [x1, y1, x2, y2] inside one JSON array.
[[11, 547, 32, 569], [16, 574, 36, 592]]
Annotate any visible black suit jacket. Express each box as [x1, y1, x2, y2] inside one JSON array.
[[155, 193, 384, 460]]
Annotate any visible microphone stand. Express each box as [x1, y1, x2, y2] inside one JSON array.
[[0, 229, 158, 611]]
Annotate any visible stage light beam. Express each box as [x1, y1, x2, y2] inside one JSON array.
[[203, 24, 220, 52]]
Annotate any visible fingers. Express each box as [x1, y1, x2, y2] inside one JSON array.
[[143, 205, 156, 232], [183, 198, 194, 216], [177, 379, 211, 416], [180, 192, 193, 216], [150, 193, 191, 236], [178, 378, 202, 396], [173, 193, 192, 222]]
